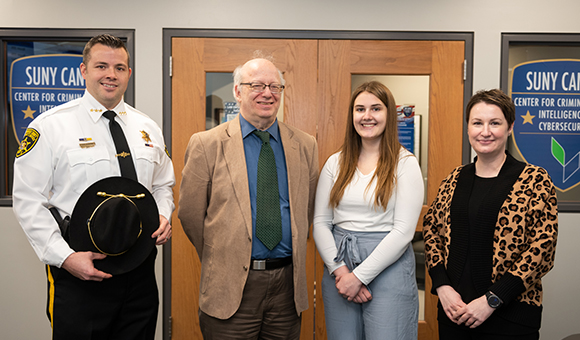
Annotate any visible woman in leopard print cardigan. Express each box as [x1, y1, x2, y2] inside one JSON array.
[[423, 89, 558, 340]]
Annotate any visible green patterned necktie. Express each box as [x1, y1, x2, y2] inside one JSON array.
[[253, 130, 282, 250]]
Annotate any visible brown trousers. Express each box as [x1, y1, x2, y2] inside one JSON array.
[[199, 264, 301, 340]]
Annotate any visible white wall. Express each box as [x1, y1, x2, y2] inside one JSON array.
[[2, 0, 580, 339]]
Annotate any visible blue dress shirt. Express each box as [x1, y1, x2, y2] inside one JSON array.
[[239, 115, 292, 259]]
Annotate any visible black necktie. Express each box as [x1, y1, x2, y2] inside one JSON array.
[[103, 110, 138, 181], [253, 130, 282, 250]]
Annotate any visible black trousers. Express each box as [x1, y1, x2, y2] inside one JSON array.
[[439, 321, 539, 340], [47, 249, 158, 340]]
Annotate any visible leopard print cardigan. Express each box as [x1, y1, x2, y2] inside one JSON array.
[[423, 154, 558, 327]]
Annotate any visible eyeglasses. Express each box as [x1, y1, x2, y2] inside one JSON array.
[[240, 82, 285, 94]]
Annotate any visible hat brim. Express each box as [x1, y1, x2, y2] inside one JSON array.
[[68, 177, 158, 275]]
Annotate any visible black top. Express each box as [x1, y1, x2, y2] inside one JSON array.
[[458, 175, 497, 303]]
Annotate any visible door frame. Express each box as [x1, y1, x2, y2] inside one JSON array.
[[161, 28, 474, 339]]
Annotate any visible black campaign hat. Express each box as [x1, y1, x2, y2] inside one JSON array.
[[68, 176, 158, 275]]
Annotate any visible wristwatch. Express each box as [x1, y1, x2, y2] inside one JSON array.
[[485, 291, 503, 308]]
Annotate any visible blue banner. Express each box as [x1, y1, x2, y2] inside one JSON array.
[[511, 59, 580, 191], [397, 105, 415, 153], [10, 54, 85, 143]]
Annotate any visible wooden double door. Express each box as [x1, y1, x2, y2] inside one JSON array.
[[169, 36, 465, 339]]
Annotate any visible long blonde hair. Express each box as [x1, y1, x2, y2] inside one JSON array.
[[329, 81, 401, 210]]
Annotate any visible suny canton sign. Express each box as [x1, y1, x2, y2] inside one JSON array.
[[10, 54, 85, 143], [511, 59, 580, 192]]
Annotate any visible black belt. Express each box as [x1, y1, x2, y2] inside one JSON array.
[[250, 256, 292, 270]]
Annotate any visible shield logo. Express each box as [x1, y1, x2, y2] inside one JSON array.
[[511, 59, 580, 192], [10, 54, 85, 143]]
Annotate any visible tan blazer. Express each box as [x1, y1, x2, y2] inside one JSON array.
[[178, 115, 319, 319]]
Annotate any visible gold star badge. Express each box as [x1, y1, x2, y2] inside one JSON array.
[[140, 130, 151, 143], [521, 111, 535, 125], [22, 106, 36, 119]]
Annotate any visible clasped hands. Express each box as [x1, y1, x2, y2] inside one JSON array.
[[436, 285, 495, 329], [332, 265, 372, 304]]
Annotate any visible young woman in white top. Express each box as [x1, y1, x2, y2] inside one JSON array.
[[313, 81, 424, 339]]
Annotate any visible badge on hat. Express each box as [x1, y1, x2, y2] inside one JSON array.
[[68, 177, 159, 275]]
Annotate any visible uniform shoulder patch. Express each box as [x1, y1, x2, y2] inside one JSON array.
[[164, 145, 171, 159], [16, 128, 40, 158]]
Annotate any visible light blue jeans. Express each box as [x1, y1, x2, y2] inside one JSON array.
[[322, 226, 418, 340]]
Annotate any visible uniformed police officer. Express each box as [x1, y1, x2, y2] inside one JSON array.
[[13, 34, 175, 340]]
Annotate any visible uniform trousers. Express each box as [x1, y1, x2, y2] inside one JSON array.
[[199, 263, 301, 340], [47, 249, 158, 340], [322, 227, 418, 340]]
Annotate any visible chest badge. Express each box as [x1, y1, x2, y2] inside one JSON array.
[[140, 130, 151, 143], [79, 137, 95, 149]]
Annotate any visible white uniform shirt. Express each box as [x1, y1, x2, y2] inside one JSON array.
[[13, 91, 175, 267], [312, 148, 424, 284]]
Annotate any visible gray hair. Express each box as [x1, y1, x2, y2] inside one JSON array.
[[232, 53, 285, 98]]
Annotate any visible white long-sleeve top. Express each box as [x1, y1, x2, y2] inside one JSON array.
[[313, 148, 424, 285], [13, 91, 175, 268]]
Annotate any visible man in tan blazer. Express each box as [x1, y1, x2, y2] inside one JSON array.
[[179, 57, 318, 339]]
